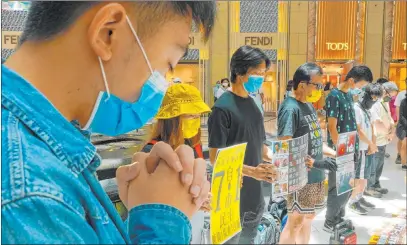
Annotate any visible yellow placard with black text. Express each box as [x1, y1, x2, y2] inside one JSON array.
[[210, 143, 247, 244]]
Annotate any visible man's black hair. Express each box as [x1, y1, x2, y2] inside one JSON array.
[[286, 80, 294, 91], [20, 1, 216, 43], [364, 83, 384, 98], [230, 45, 270, 83], [220, 78, 230, 84], [292, 63, 323, 90], [376, 78, 389, 85], [344, 65, 373, 83]]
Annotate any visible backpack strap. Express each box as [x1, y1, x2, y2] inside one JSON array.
[[194, 144, 204, 159]]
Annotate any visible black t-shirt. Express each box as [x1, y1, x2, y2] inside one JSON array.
[[208, 91, 266, 213], [398, 97, 407, 131], [325, 88, 358, 150], [277, 97, 324, 183]]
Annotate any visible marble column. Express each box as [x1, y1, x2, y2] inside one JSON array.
[[382, 1, 394, 79], [307, 1, 316, 62], [355, 1, 366, 65]]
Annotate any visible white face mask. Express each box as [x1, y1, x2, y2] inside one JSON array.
[[222, 82, 228, 87]]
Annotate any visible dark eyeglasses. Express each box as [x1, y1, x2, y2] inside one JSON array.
[[301, 81, 323, 90]]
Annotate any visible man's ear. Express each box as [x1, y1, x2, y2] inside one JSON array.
[[87, 3, 127, 61]]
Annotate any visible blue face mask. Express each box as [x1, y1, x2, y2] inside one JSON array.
[[83, 16, 168, 136], [243, 75, 265, 93]]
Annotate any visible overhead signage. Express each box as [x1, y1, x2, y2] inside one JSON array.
[[326, 42, 349, 51], [2, 31, 22, 49], [235, 33, 278, 50]]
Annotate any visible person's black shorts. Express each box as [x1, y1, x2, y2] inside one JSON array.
[[396, 126, 406, 141]]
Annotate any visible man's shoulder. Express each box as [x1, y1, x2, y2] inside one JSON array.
[[326, 88, 342, 98], [1, 109, 84, 211], [279, 97, 300, 111], [213, 92, 234, 109]]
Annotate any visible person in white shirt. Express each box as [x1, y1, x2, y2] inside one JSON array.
[[369, 82, 398, 195], [394, 79, 407, 164], [348, 83, 382, 215], [215, 78, 231, 100]]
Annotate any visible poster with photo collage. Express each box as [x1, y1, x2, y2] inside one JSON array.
[[336, 131, 357, 195], [269, 134, 309, 197]]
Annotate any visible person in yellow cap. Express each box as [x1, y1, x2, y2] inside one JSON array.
[[141, 83, 211, 158], [141, 83, 211, 244]]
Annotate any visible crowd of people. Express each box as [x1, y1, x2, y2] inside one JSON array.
[[1, 2, 406, 245]]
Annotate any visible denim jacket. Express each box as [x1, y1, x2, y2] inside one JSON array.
[[1, 65, 192, 244]]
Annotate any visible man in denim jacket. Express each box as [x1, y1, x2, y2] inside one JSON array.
[[2, 2, 216, 244]]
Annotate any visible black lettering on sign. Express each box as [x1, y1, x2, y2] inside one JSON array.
[[189, 36, 195, 46], [3, 35, 20, 45], [244, 36, 273, 47]]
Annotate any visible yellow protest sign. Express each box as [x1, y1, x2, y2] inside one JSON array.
[[210, 143, 247, 244]]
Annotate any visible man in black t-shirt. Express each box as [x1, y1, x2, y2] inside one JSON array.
[[208, 46, 277, 244], [278, 63, 337, 244], [324, 65, 373, 232]]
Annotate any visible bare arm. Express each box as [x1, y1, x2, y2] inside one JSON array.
[[323, 143, 336, 158], [328, 117, 339, 146], [396, 106, 400, 123], [263, 144, 272, 161]]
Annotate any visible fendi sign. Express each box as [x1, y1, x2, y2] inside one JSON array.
[[188, 33, 204, 50], [326, 42, 349, 51], [2, 31, 22, 49], [235, 33, 278, 50]]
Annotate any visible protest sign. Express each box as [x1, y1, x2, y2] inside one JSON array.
[[335, 131, 357, 195], [266, 134, 309, 197], [210, 143, 247, 244]]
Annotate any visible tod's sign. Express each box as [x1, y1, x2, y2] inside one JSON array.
[[326, 42, 349, 51]]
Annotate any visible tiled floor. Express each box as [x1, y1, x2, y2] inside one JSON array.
[[308, 139, 406, 244], [98, 117, 406, 244]]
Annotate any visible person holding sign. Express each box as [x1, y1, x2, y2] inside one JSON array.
[[208, 46, 276, 244], [277, 63, 337, 245], [324, 65, 374, 232]]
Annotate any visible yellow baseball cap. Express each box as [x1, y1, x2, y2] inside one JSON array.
[[156, 83, 211, 119]]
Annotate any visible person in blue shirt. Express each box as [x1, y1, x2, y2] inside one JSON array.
[[2, 2, 216, 244]]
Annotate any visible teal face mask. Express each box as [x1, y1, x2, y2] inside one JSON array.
[[243, 75, 265, 93]]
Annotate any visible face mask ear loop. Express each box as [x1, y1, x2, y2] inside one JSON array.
[[126, 16, 154, 75], [98, 57, 111, 101]]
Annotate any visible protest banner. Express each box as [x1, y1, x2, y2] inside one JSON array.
[[210, 143, 247, 244], [335, 131, 357, 195], [266, 134, 309, 197]]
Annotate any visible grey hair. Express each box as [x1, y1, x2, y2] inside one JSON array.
[[382, 82, 399, 92]]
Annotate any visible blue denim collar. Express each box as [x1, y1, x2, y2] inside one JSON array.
[[1, 65, 100, 176]]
